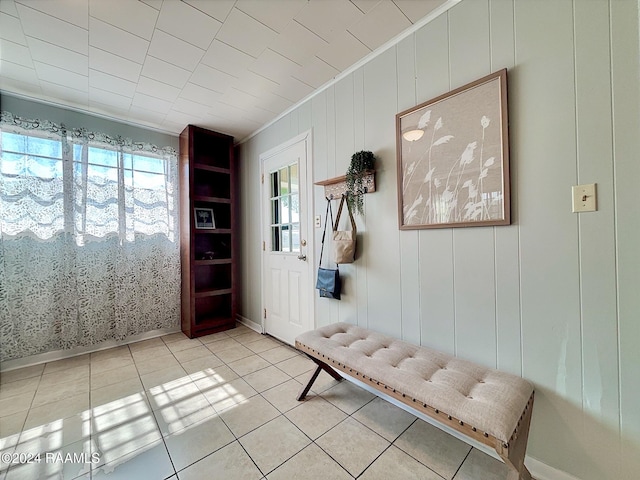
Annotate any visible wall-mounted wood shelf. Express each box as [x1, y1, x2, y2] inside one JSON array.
[[315, 170, 375, 199]]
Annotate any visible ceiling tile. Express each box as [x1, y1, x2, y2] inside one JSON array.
[[89, 0, 157, 40], [0, 11, 27, 45], [216, 8, 277, 58], [127, 105, 165, 126], [294, 0, 363, 43], [208, 101, 248, 119], [136, 76, 181, 103], [244, 106, 277, 125], [17, 0, 88, 29], [0, 39, 33, 68], [156, 0, 221, 50], [131, 92, 173, 114], [190, 64, 237, 94], [0, 60, 39, 85], [179, 83, 223, 107], [15, 3, 88, 54], [89, 100, 131, 120], [253, 92, 293, 115], [201, 40, 255, 78], [235, 0, 307, 33], [164, 110, 201, 128], [89, 18, 149, 64], [160, 119, 187, 135], [1, 76, 41, 96], [89, 47, 142, 83], [171, 98, 210, 118], [269, 20, 327, 66], [141, 57, 190, 89], [251, 49, 301, 84], [294, 57, 339, 89], [272, 76, 314, 103], [233, 71, 279, 97], [348, 1, 411, 50], [147, 30, 204, 71], [220, 88, 259, 111], [197, 114, 238, 137], [183, 0, 235, 23], [89, 87, 133, 110], [89, 69, 136, 97], [316, 30, 371, 71], [394, 0, 446, 23], [350, 0, 382, 14], [139, 0, 162, 11], [1, 0, 19, 16], [33, 62, 88, 92], [27, 37, 87, 75], [39, 81, 89, 106]]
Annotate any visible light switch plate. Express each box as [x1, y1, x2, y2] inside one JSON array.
[[315, 215, 321, 228], [572, 183, 597, 212]]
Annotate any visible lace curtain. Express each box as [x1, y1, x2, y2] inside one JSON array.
[[0, 112, 180, 362]]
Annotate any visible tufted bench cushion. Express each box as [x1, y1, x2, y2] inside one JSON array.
[[295, 322, 535, 480]]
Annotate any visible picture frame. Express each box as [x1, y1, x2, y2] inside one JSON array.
[[396, 69, 510, 229], [194, 207, 215, 229]]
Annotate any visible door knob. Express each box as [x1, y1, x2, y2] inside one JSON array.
[[297, 254, 307, 261]]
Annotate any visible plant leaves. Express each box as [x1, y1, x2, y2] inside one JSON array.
[[424, 167, 435, 183], [433, 135, 453, 146], [417, 110, 431, 129]]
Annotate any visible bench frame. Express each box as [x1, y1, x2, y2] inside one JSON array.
[[296, 341, 534, 480]]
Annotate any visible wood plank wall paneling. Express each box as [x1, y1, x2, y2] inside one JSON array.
[[514, 0, 587, 474], [573, 1, 621, 478], [414, 12, 456, 355], [489, 0, 522, 377], [449, 0, 497, 368], [238, 0, 640, 478], [611, 0, 640, 478], [363, 48, 402, 339], [335, 79, 358, 323], [396, 35, 421, 343]]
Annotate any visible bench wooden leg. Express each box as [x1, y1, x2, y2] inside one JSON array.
[[297, 356, 342, 401], [498, 393, 534, 480]]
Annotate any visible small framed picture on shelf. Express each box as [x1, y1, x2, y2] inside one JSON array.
[[194, 207, 215, 229]]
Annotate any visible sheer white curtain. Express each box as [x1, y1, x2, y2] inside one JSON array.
[[0, 112, 180, 362]]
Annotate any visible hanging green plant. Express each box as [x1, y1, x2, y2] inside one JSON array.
[[345, 150, 375, 215]]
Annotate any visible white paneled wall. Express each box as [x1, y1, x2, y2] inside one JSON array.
[[237, 1, 640, 478]]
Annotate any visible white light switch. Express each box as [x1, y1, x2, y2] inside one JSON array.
[[572, 183, 597, 213], [315, 215, 321, 228]]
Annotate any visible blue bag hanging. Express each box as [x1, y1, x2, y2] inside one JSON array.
[[316, 198, 341, 299]]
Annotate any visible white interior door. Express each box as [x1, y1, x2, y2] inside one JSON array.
[[261, 134, 313, 345]]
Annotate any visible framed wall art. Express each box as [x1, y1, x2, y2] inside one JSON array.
[[396, 69, 510, 229], [194, 207, 215, 229]]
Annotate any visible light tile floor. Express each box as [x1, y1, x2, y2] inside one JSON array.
[[0, 325, 513, 479]]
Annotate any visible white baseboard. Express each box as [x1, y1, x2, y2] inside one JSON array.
[[0, 327, 181, 372], [527, 456, 583, 480], [236, 314, 262, 333]]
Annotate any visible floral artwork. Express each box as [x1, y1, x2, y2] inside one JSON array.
[[194, 207, 215, 229], [396, 69, 510, 229]]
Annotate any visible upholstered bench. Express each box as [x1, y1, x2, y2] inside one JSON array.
[[295, 322, 534, 480]]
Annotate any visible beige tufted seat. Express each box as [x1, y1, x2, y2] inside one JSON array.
[[295, 322, 535, 480]]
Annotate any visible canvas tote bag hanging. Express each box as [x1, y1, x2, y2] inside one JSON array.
[[316, 198, 341, 299], [332, 194, 356, 264]]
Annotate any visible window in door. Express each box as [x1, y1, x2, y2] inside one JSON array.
[[270, 163, 299, 253]]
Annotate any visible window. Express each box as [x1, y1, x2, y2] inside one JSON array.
[[270, 163, 300, 253], [0, 127, 176, 243], [0, 113, 180, 362]]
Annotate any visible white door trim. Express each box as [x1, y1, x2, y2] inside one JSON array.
[[259, 130, 315, 337]]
